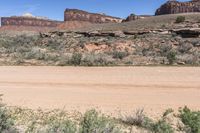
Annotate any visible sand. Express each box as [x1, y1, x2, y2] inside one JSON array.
[[0, 66, 199, 116]]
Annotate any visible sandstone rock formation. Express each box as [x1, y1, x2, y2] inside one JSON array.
[[1, 17, 62, 27], [172, 28, 200, 38], [64, 9, 122, 23], [155, 0, 200, 15], [122, 14, 139, 22], [122, 14, 151, 22]]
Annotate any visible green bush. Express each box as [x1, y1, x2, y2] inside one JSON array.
[[175, 16, 185, 23], [82, 54, 114, 66], [167, 51, 176, 65], [178, 43, 193, 53], [151, 120, 174, 133], [179, 106, 200, 133], [112, 51, 129, 60], [79, 109, 120, 133], [56, 55, 71, 66], [0, 95, 15, 132], [160, 44, 172, 56], [120, 109, 174, 133], [47, 119, 77, 133], [70, 53, 82, 66]]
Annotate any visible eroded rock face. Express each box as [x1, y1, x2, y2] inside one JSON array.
[[122, 14, 151, 22], [1, 17, 62, 27], [64, 9, 122, 23], [172, 28, 200, 38], [155, 0, 200, 15], [122, 14, 139, 22]]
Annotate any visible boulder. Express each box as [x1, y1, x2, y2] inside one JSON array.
[[172, 28, 200, 38]]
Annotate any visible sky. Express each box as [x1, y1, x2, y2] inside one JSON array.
[[0, 0, 189, 21]]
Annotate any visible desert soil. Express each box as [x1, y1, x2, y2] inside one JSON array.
[[0, 66, 199, 116]]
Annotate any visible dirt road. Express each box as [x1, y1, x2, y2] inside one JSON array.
[[0, 66, 199, 115]]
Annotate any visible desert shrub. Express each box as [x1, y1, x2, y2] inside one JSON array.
[[125, 61, 133, 65], [120, 109, 174, 133], [94, 56, 114, 66], [161, 24, 166, 28], [163, 109, 174, 117], [79, 109, 120, 133], [175, 16, 185, 23], [81, 54, 96, 66], [56, 55, 71, 66], [17, 108, 78, 133], [24, 48, 46, 60], [176, 54, 198, 65], [15, 46, 31, 53], [70, 53, 82, 66], [13, 58, 25, 65], [46, 39, 65, 51], [25, 120, 39, 133], [160, 44, 172, 56], [179, 106, 200, 133], [46, 119, 77, 133], [0, 95, 15, 132], [141, 44, 157, 56], [120, 109, 147, 127], [43, 54, 59, 62], [151, 120, 174, 133], [167, 51, 177, 65], [112, 51, 129, 60], [178, 43, 193, 53], [82, 54, 114, 66], [120, 109, 154, 133]]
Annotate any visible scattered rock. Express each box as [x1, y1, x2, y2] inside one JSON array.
[[172, 28, 200, 38], [177, 61, 186, 65], [124, 30, 150, 35]]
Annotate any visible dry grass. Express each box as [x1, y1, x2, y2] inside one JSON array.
[[78, 13, 200, 32]]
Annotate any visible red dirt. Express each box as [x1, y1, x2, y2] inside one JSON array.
[[0, 66, 199, 116]]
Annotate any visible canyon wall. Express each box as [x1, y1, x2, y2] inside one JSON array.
[[64, 9, 122, 23], [1, 17, 62, 27], [156, 0, 200, 15]]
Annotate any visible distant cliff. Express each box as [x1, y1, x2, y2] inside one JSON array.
[[155, 0, 200, 15], [122, 14, 151, 22], [64, 9, 122, 23], [1, 17, 62, 27]]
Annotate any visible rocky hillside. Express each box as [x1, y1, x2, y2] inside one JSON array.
[[0, 13, 199, 66], [156, 0, 200, 15], [0, 8, 122, 32], [57, 21, 93, 30]]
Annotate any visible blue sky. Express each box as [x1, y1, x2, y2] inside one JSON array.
[[0, 0, 189, 21]]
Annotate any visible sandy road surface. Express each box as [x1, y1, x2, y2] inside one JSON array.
[[0, 66, 199, 115]]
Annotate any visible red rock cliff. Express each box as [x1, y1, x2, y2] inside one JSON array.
[[64, 9, 122, 23], [155, 0, 200, 15], [1, 17, 62, 27]]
